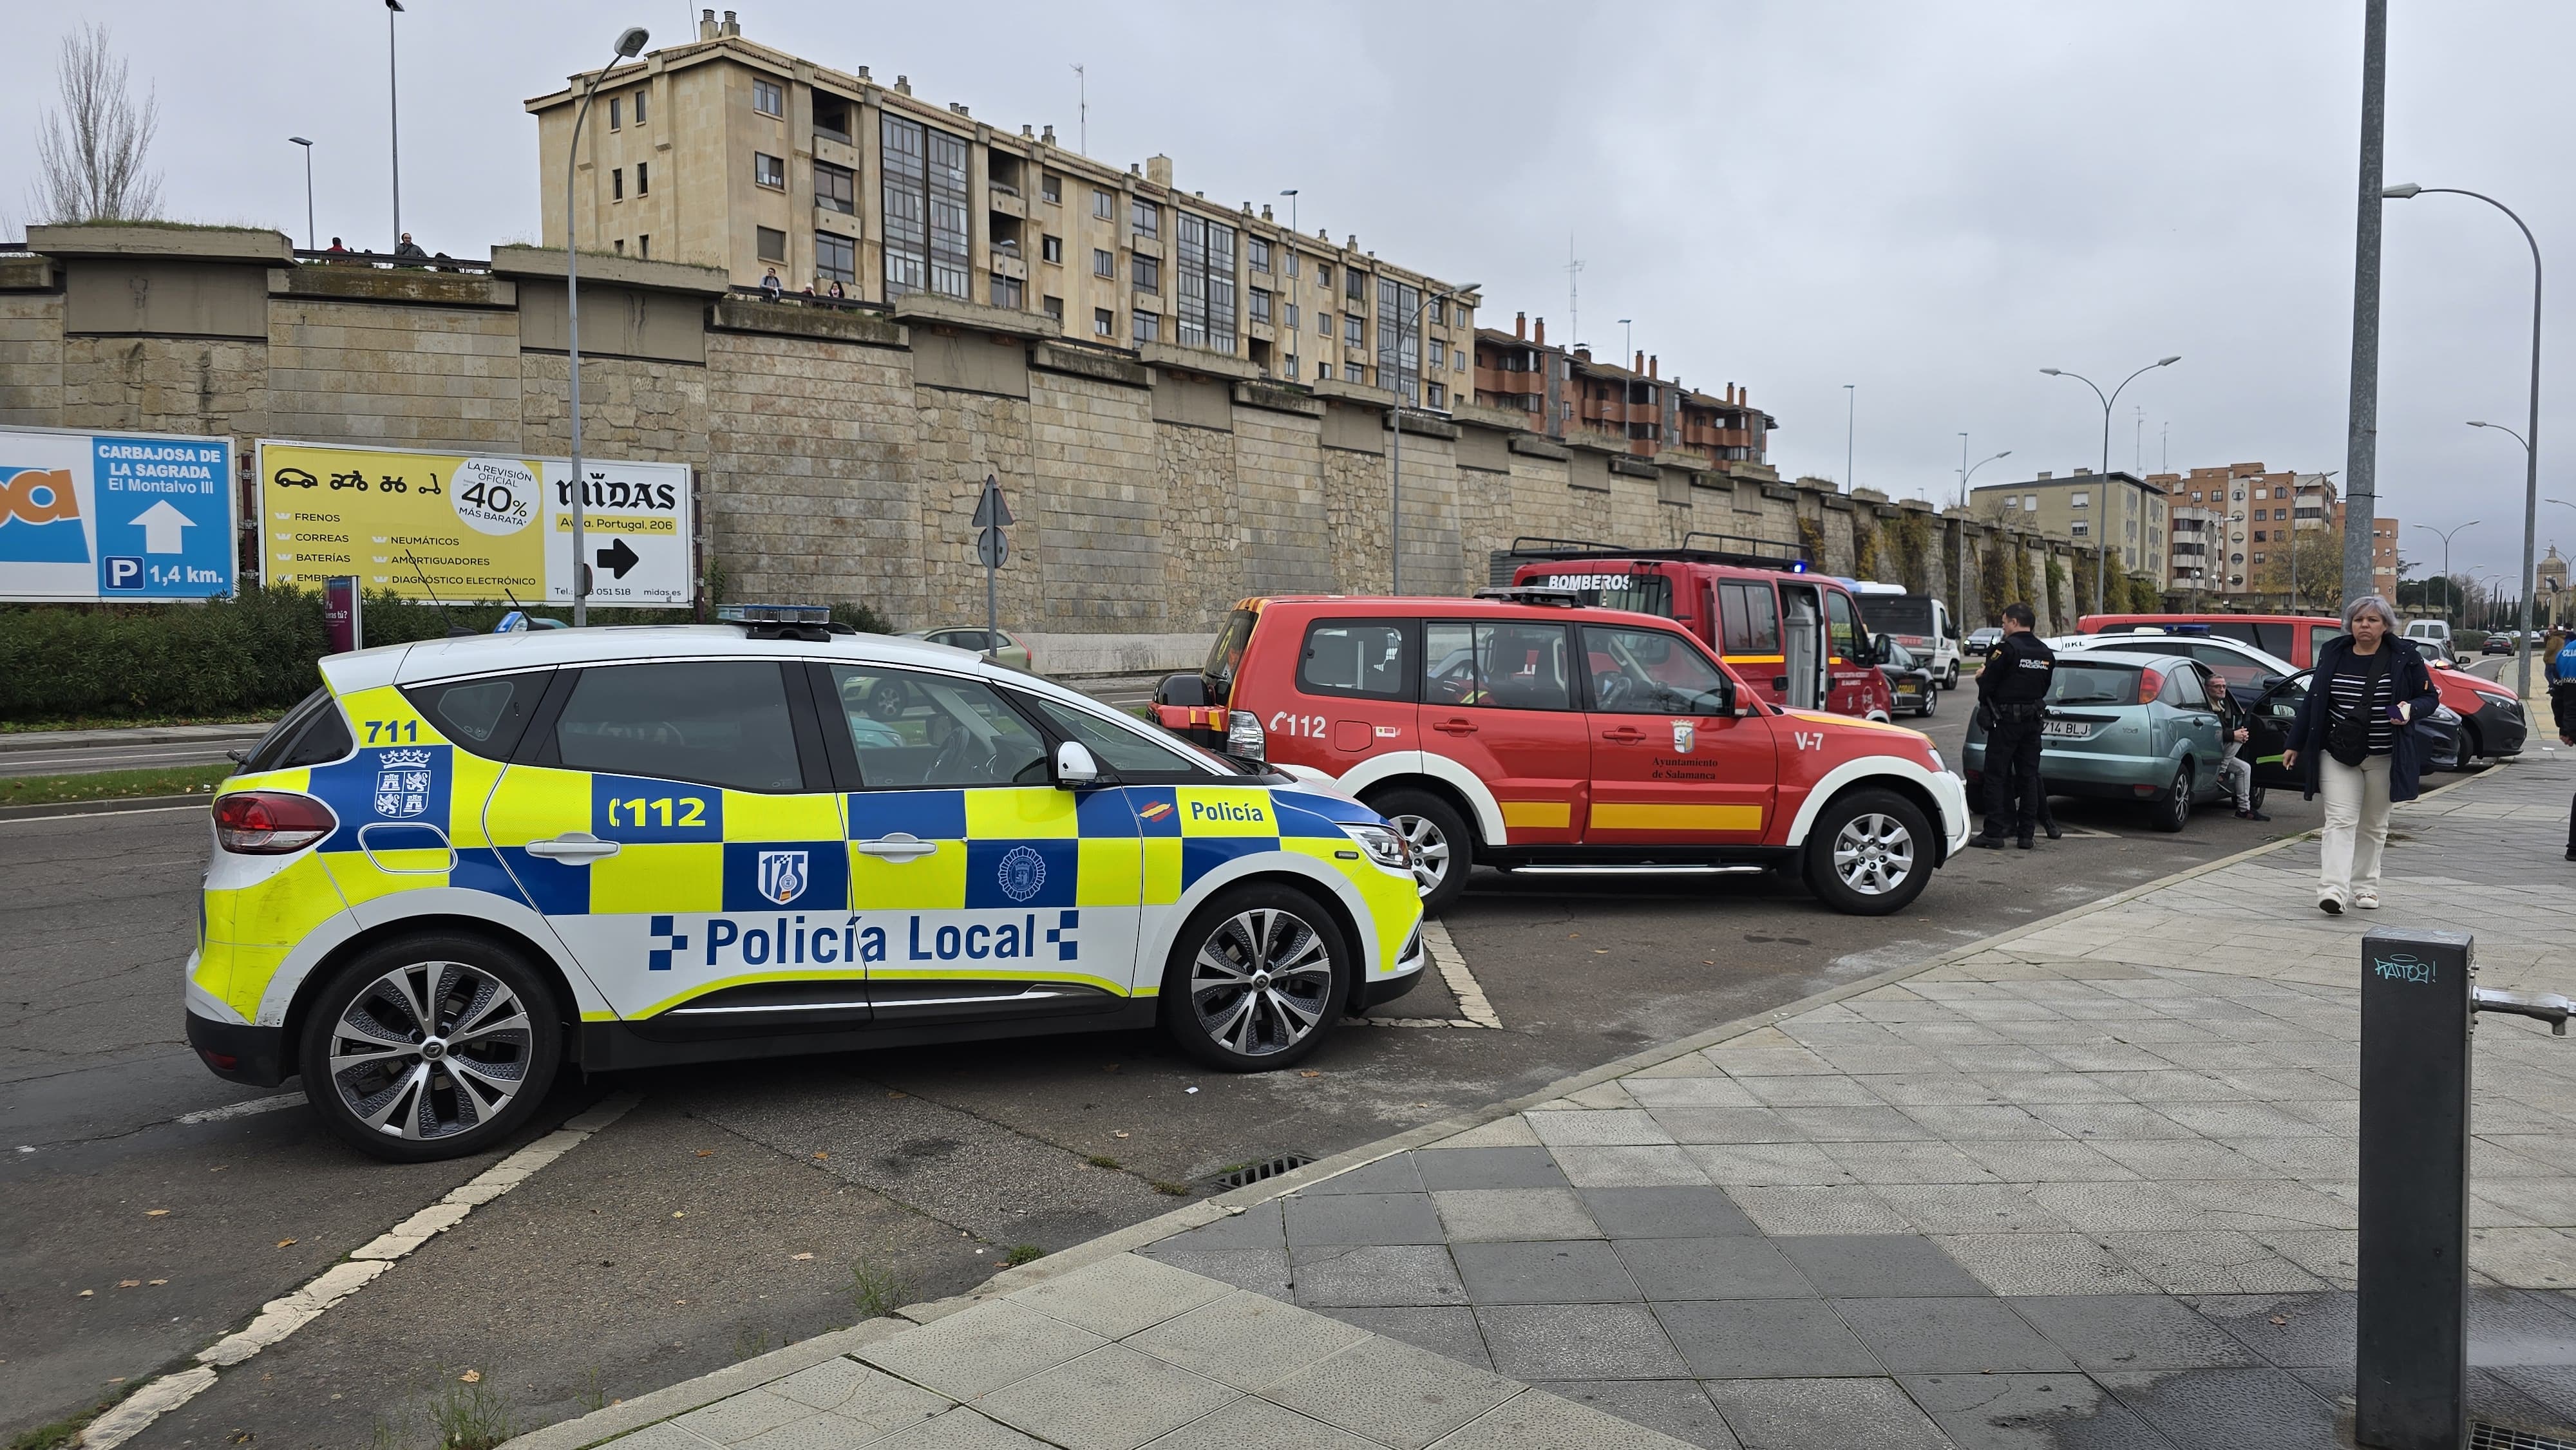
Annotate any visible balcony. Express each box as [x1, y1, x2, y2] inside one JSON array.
[[987, 183, 1025, 220]]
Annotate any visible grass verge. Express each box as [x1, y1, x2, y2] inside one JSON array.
[[0, 764, 232, 809], [0, 713, 274, 735]]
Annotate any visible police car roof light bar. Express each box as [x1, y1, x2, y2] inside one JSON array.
[[716, 603, 853, 642]]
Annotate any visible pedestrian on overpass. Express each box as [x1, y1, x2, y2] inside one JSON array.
[[1971, 601, 2054, 851], [2283, 594, 2439, 914]]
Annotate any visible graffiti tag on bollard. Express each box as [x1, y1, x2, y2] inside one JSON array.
[[2371, 953, 2437, 985]]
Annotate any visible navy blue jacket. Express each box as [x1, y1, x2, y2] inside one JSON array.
[[2285, 636, 2442, 802]]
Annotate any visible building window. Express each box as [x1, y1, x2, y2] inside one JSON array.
[[1318, 310, 1332, 337], [1431, 297, 1447, 325], [756, 226, 786, 263], [608, 97, 621, 130], [636, 234, 649, 259], [1344, 362, 1365, 384], [611, 167, 624, 200], [633, 88, 647, 125], [753, 78, 784, 117], [1041, 173, 1062, 205], [1314, 263, 1331, 291], [612, 239, 624, 255], [1131, 198, 1159, 239], [1345, 314, 1365, 346], [1093, 189, 1114, 220], [1092, 308, 1115, 337], [2070, 522, 2090, 537], [1284, 302, 1299, 329], [815, 160, 854, 213], [1175, 212, 1237, 353], [1428, 338, 1446, 368], [992, 273, 1023, 308], [813, 96, 849, 144], [1093, 249, 1115, 278], [1043, 295, 1063, 322], [1285, 252, 1300, 279], [1249, 287, 1271, 324], [636, 162, 649, 196], [1041, 234, 1062, 264], [1284, 352, 1297, 377], [1376, 277, 1421, 398], [1345, 268, 1367, 303], [2024, 494, 2038, 511], [1248, 237, 1272, 273], [2252, 551, 2267, 565], [881, 115, 970, 299], [1318, 361, 1331, 381], [2002, 497, 2019, 511], [2069, 491, 2089, 508], [817, 231, 856, 283], [754, 152, 785, 189], [1132, 255, 1160, 291], [1133, 309, 1160, 344], [1426, 382, 1446, 409]]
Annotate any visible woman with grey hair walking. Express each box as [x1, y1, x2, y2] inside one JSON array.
[[2282, 594, 2442, 913]]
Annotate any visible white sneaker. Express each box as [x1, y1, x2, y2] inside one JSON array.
[[2354, 889, 2381, 910]]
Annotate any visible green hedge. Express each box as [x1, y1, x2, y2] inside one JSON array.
[[0, 589, 889, 724]]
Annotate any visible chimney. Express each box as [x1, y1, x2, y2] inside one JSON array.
[[719, 9, 740, 37], [1021, 124, 1034, 138], [949, 102, 970, 117], [1260, 204, 1273, 221], [2074, 466, 2092, 475], [1533, 317, 1546, 346], [894, 75, 911, 95], [1649, 354, 1659, 379], [699, 8, 717, 40], [1514, 312, 1526, 339], [1633, 350, 1645, 375], [1346, 234, 1358, 250], [2036, 471, 2053, 480], [1575, 346, 1592, 363], [857, 66, 869, 81], [1041, 124, 1054, 144], [1146, 155, 1173, 187]]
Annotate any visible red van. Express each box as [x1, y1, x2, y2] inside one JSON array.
[[1153, 592, 1969, 917], [1504, 540, 1900, 722]]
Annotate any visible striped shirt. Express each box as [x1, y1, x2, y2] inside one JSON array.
[[2326, 653, 2399, 755]]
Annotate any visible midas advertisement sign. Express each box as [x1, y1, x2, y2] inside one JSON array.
[[1, 424, 236, 601], [256, 441, 692, 607]]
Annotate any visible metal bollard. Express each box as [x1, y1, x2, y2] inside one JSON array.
[[2356, 927, 2573, 1450]]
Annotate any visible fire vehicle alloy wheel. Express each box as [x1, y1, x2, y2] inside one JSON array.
[[1189, 907, 1336, 1057], [1830, 811, 1916, 897], [325, 957, 537, 1142], [1390, 814, 1451, 895]]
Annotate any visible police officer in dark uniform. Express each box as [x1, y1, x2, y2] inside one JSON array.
[[1972, 601, 2055, 850]]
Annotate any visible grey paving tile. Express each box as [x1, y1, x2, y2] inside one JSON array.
[[1774, 1234, 1987, 1297], [2467, 1286, 2576, 1366], [1932, 1233, 2163, 1296], [1701, 1376, 1952, 1450], [1016, 1253, 1234, 1340], [1733, 1075, 1884, 1108], [1532, 1381, 1738, 1449], [2007, 1294, 2262, 1371], [2023, 1181, 2209, 1233], [864, 1406, 1055, 1450], [1412, 1147, 1570, 1191], [1127, 1290, 1372, 1392], [1473, 1302, 1690, 1380], [1298, 1154, 1426, 1195], [1263, 1336, 1522, 1450], [1146, 1201, 1285, 1252], [1551, 1146, 1714, 1187], [2096, 1365, 2345, 1450], [1860, 1073, 2009, 1106], [2024, 1102, 2199, 1142], [2472, 1176, 2576, 1229], [1978, 1071, 2135, 1104], [601, 1426, 717, 1450], [1577, 1186, 1758, 1238], [2169, 1179, 2358, 1232], [1283, 1192, 1446, 1247], [1624, 1077, 1763, 1108], [1146, 1249, 1293, 1298], [1640, 1107, 1798, 1145], [2156, 1100, 2336, 1138], [1288, 1245, 1468, 1308], [2098, 1231, 2331, 1295], [1776, 1106, 1935, 1142], [2085, 1138, 2272, 1181], [768, 1359, 951, 1428], [1817, 1141, 2001, 1185], [2083, 1069, 2255, 1102], [1900, 1371, 2171, 1449], [1870, 1183, 2072, 1235], [1313, 1306, 1492, 1369], [1941, 1046, 2064, 1075], [1836, 1295, 2075, 1373], [672, 1391, 819, 1445], [1612, 1236, 1816, 1300], [1952, 1140, 2139, 1183], [1683, 1143, 1855, 1187], [2040, 1042, 2177, 1073], [1428, 1389, 1707, 1449], [857, 1299, 1108, 1403], [1723, 1184, 1911, 1236], [1526, 1109, 1676, 1146], [1452, 1239, 1640, 1304], [1652, 1299, 1879, 1378], [1432, 1188, 1601, 1242], [1899, 1104, 2068, 1141], [2485, 1365, 2576, 1428], [974, 1343, 1238, 1450], [1136, 1396, 1378, 1450]]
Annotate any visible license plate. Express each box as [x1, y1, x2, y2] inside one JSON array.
[[1897, 686, 1921, 698], [2042, 719, 2092, 739]]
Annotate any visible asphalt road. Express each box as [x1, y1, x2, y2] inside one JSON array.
[[1, 690, 2358, 1449]]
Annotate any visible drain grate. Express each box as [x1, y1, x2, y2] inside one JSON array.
[[2472, 1420, 2576, 1450], [1210, 1153, 1314, 1191]]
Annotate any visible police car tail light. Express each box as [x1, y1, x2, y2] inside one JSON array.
[[214, 791, 337, 854], [1226, 710, 1266, 761], [2137, 668, 2164, 705]]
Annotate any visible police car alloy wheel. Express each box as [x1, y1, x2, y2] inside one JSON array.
[[1802, 789, 1932, 916], [298, 935, 562, 1162], [1162, 885, 1351, 1071], [1370, 787, 1472, 915]]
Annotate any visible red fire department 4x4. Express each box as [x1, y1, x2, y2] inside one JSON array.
[[1155, 591, 1971, 916]]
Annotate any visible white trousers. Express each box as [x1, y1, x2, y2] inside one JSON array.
[[2318, 754, 2392, 903]]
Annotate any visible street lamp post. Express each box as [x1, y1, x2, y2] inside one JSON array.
[[1956, 435, 2011, 624], [386, 0, 403, 250], [1388, 281, 1475, 594], [2041, 356, 2181, 616], [2412, 520, 2479, 630], [565, 26, 652, 628], [289, 137, 315, 251], [2387, 183, 2544, 697]]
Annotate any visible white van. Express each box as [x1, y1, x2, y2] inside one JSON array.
[[1852, 586, 1962, 688], [2403, 619, 2455, 662]]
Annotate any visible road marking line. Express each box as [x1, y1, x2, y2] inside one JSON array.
[[175, 1093, 305, 1125], [0, 804, 205, 826], [1344, 921, 1502, 1030], [81, 1092, 643, 1449]]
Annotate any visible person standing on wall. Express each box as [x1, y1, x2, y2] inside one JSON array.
[[1971, 601, 2054, 851], [2282, 595, 2441, 913]]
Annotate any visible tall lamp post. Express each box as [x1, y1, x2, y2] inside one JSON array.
[[2041, 355, 2181, 614], [2387, 183, 2544, 699], [1956, 435, 2011, 624], [565, 25, 652, 627], [2412, 520, 2479, 630], [289, 137, 315, 250], [1388, 280, 1475, 594]]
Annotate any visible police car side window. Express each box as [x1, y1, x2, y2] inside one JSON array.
[[245, 688, 340, 771], [276, 693, 355, 767], [402, 670, 551, 762], [829, 666, 1051, 789], [554, 661, 804, 793]]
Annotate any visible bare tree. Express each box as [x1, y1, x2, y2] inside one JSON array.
[[28, 22, 163, 224]]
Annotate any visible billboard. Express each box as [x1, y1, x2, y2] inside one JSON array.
[[254, 441, 693, 607], [0, 425, 236, 601]]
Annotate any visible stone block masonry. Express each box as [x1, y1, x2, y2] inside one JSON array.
[[2, 229, 2087, 633]]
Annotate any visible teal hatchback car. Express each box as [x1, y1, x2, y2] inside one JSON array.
[[1963, 653, 2231, 832]]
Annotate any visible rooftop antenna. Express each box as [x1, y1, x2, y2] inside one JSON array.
[[402, 551, 471, 636], [1070, 64, 1086, 153], [1566, 238, 1585, 350]]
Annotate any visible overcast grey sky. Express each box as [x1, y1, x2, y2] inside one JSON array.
[[5, 1, 2566, 586]]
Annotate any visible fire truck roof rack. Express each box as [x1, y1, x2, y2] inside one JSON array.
[[1504, 532, 1812, 572]]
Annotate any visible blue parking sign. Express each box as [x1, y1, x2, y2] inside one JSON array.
[[89, 435, 233, 598]]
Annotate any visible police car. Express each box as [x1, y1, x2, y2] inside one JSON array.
[[188, 607, 1427, 1162]]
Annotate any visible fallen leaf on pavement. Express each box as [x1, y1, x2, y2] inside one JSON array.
[[672, 1211, 686, 1219], [2270, 1314, 2290, 1326], [118, 1280, 141, 1288], [887, 1091, 908, 1098], [1299, 1071, 1321, 1078], [459, 1370, 482, 1383], [146, 1209, 171, 1217], [694, 1149, 715, 1158], [1113, 1131, 1130, 1138], [813, 1151, 828, 1160], [78, 1289, 94, 1297], [275, 1239, 297, 1248], [791, 1252, 814, 1261], [149, 1279, 168, 1286]]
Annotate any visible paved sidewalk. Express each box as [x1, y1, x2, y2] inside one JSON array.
[[513, 751, 2576, 1450]]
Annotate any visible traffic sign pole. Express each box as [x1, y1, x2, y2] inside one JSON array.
[[974, 475, 1011, 664]]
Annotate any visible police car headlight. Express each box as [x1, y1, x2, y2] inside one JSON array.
[[1341, 822, 1412, 873]]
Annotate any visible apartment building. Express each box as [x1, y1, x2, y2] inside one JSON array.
[[2374, 517, 2401, 601], [2145, 462, 2340, 596], [527, 10, 1475, 390], [1472, 312, 1774, 475], [1970, 467, 2168, 585]]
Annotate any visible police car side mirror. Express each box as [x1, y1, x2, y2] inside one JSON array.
[[1054, 740, 1101, 790]]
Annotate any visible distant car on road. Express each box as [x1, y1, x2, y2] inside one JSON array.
[[1965, 627, 2004, 659], [903, 626, 1034, 672], [2483, 633, 2514, 655]]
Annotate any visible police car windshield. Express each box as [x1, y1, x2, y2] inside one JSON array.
[[2047, 663, 2145, 707]]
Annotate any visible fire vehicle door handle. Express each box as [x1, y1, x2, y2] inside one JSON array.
[[1432, 719, 1478, 736], [857, 833, 940, 862], [1601, 728, 1648, 743], [525, 832, 621, 862]]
